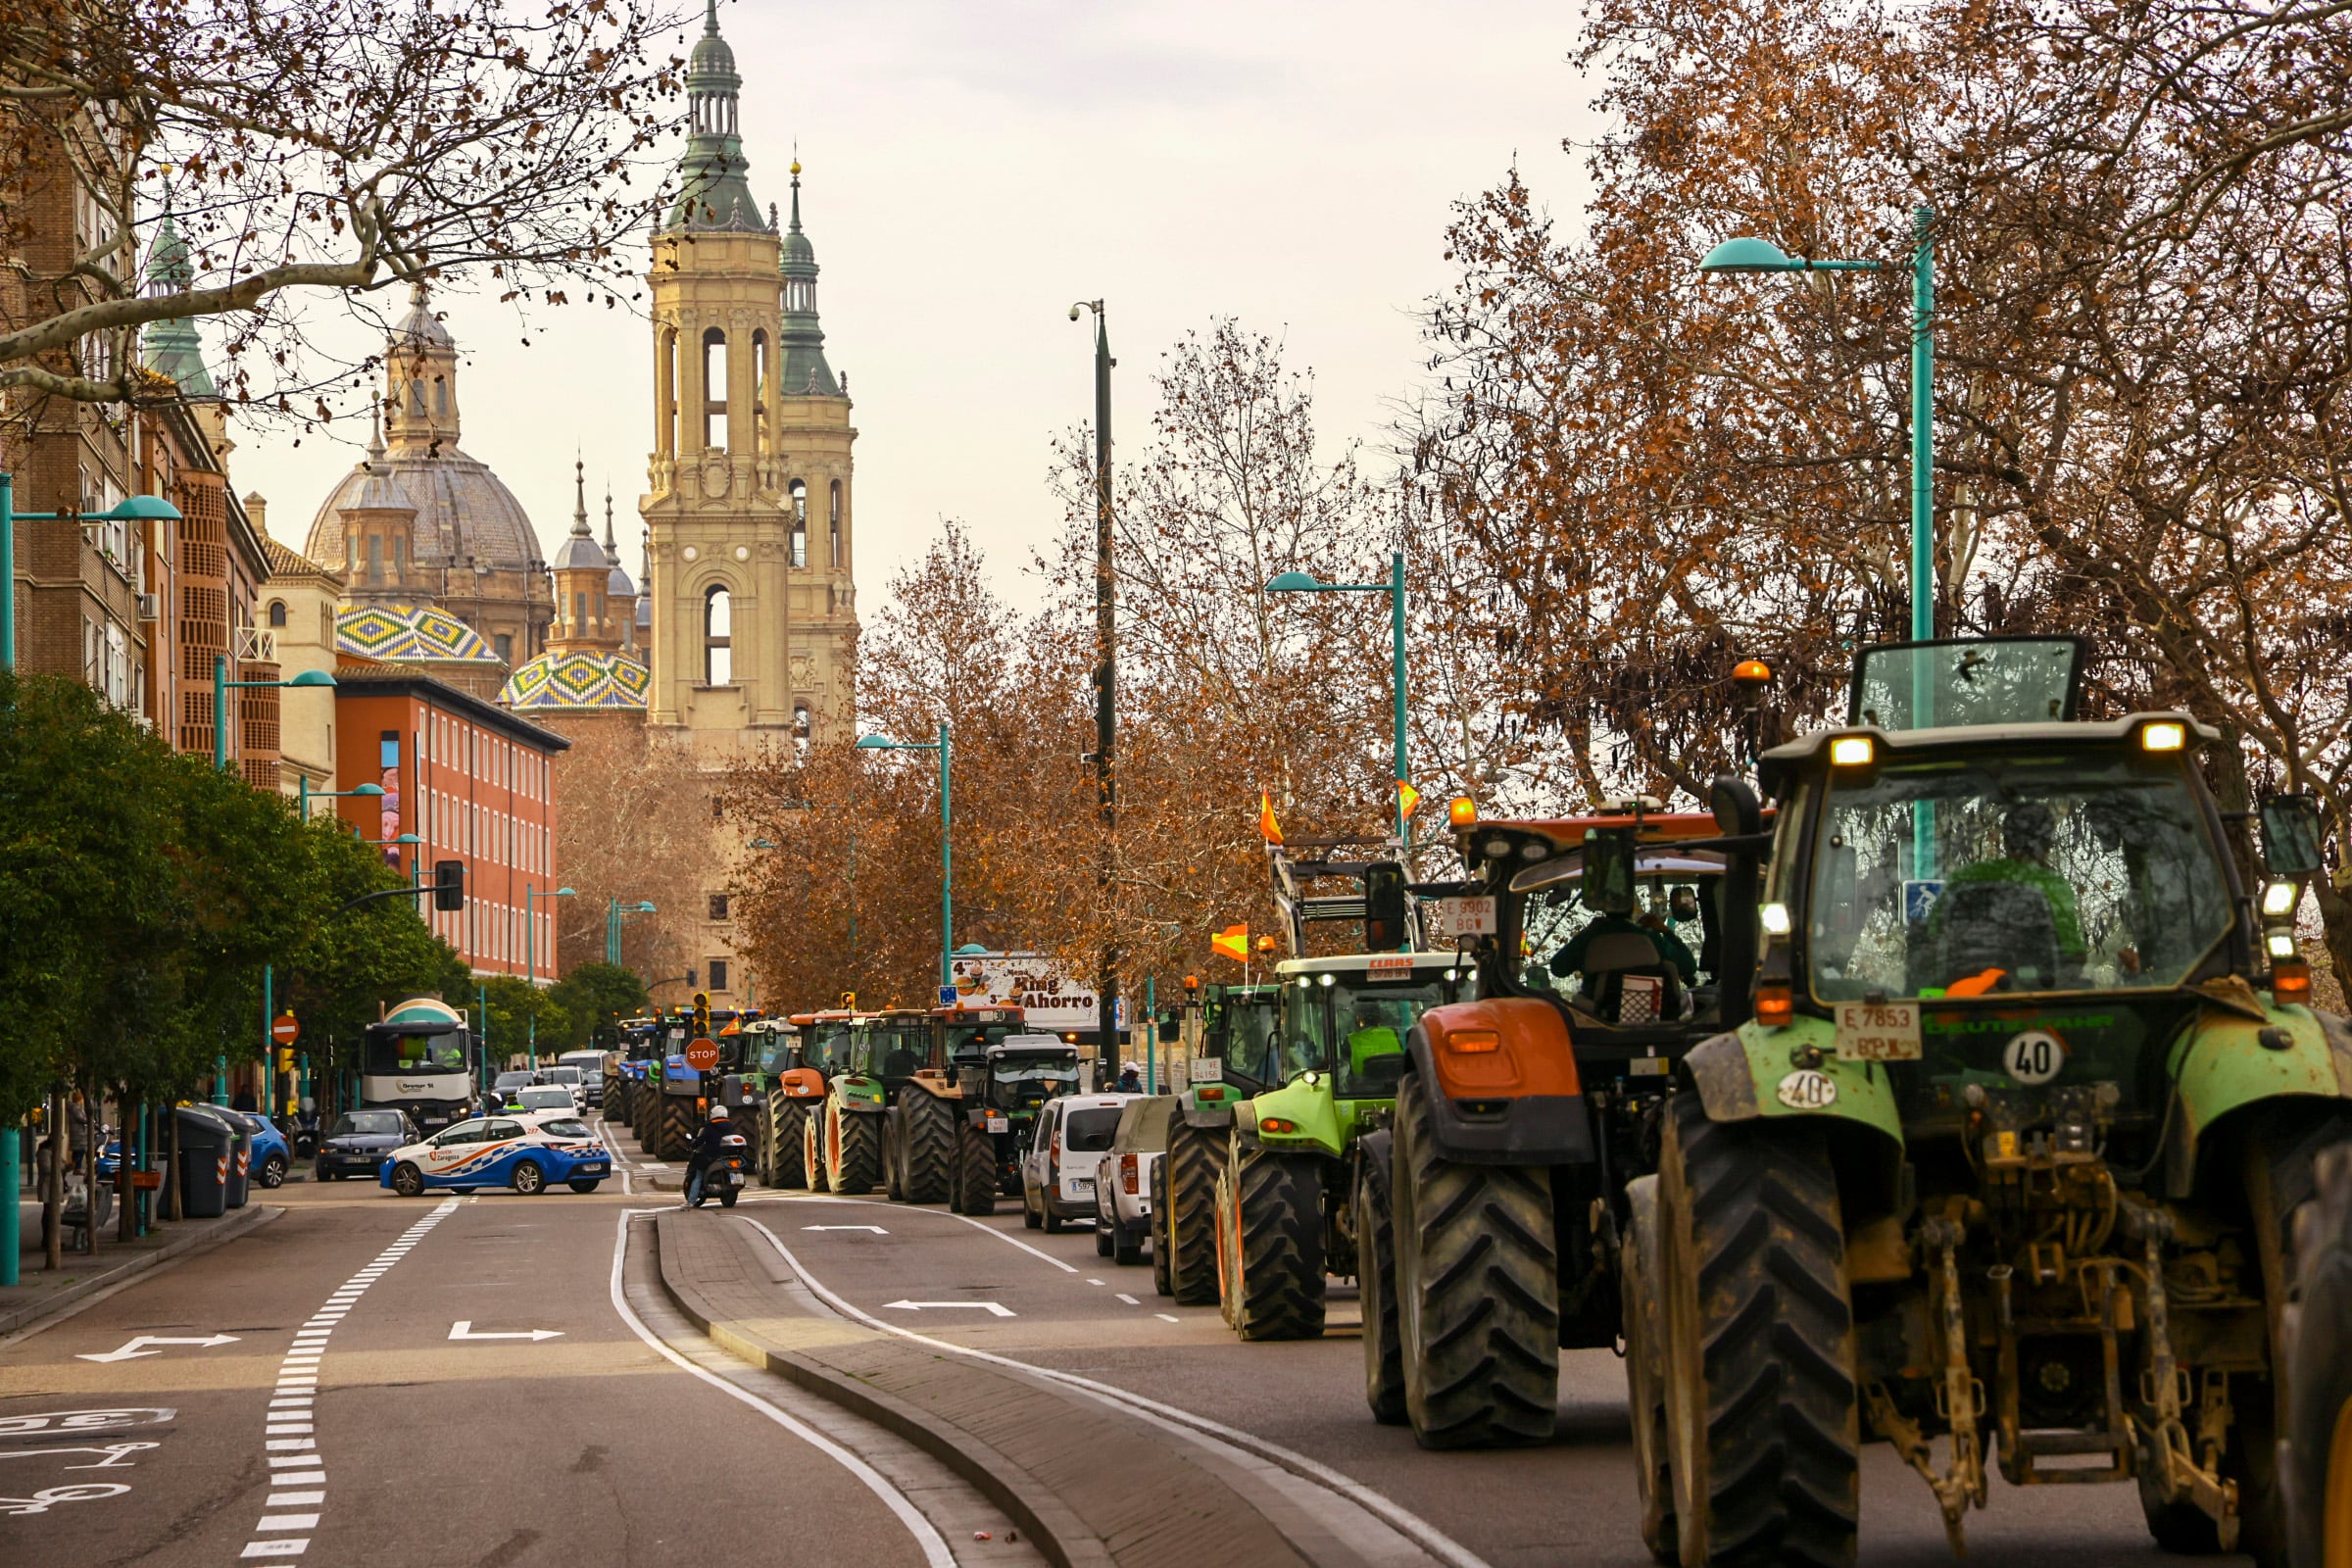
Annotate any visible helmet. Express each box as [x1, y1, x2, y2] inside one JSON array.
[[709, 1104, 730, 1121]]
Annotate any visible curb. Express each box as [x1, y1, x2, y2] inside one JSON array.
[[1, 1201, 280, 1340], [647, 1213, 1114, 1568]]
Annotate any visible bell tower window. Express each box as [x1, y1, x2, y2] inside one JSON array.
[[829, 480, 843, 567], [705, 585, 733, 685], [703, 327, 728, 451]]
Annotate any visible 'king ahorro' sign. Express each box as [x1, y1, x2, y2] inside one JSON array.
[[947, 951, 1102, 1033]]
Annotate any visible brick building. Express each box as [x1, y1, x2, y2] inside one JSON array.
[[331, 671, 569, 979]]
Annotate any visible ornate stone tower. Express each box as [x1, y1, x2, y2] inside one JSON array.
[[641, 1, 856, 754], [548, 460, 623, 652]]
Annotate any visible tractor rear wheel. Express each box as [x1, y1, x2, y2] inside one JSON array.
[[1659, 1090, 1859, 1568], [883, 1111, 906, 1200], [1150, 1159, 1175, 1297], [662, 1096, 699, 1162], [768, 1098, 808, 1189], [831, 1106, 880, 1196], [603, 1071, 621, 1115], [805, 1105, 831, 1192], [896, 1090, 956, 1205], [1160, 1117, 1222, 1306], [1216, 1137, 1324, 1341], [2284, 1142, 2352, 1568], [1622, 1174, 1677, 1564], [951, 1123, 998, 1216], [1393, 1071, 1558, 1449], [1355, 1148, 1405, 1424]]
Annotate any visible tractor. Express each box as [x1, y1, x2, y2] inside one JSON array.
[[946, 1030, 1085, 1215], [643, 994, 738, 1160], [882, 1003, 1031, 1207], [776, 1006, 859, 1189], [1152, 981, 1284, 1303], [608, 1015, 659, 1130], [740, 1012, 834, 1187], [1617, 636, 2352, 1565], [808, 1008, 931, 1195]]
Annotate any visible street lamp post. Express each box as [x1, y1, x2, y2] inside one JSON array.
[[1700, 211, 1937, 871], [857, 723, 952, 992], [0, 480, 183, 672], [607, 898, 657, 969], [214, 661, 337, 771], [523, 885, 576, 1070], [297, 779, 382, 822], [1266, 551, 1412, 847], [1069, 298, 1119, 1078]]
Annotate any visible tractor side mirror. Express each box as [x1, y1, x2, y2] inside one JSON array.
[[1364, 860, 1408, 951], [1581, 829, 1638, 915], [2259, 793, 2325, 878]]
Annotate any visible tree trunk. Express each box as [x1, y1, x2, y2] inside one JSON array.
[[116, 1092, 137, 1244], [2312, 879, 2352, 1010], [43, 1087, 63, 1272]]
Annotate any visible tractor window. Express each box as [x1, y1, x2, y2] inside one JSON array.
[[1807, 752, 2233, 1001], [1516, 864, 1721, 1017], [1287, 973, 1474, 1099], [1219, 1001, 1283, 1088], [802, 1024, 851, 1076]]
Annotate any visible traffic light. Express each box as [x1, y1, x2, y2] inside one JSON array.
[[276, 1048, 295, 1077], [1365, 860, 1407, 951], [692, 991, 711, 1039], [433, 859, 466, 910]]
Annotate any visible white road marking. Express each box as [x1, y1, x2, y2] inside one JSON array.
[[1087, 1278, 1104, 1286], [882, 1299, 1014, 1317], [446, 1322, 563, 1343], [1155, 1314, 1180, 1323], [74, 1333, 238, 1363], [744, 1218, 1492, 1568], [1115, 1294, 1140, 1305], [604, 1210, 954, 1568], [803, 1225, 890, 1234]]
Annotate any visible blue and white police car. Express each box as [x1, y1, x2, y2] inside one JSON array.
[[380, 1113, 610, 1197]]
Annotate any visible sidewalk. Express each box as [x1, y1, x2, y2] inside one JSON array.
[[3, 1197, 277, 1339]]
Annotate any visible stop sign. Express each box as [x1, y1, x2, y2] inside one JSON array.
[[271, 1013, 300, 1046], [685, 1037, 719, 1072]]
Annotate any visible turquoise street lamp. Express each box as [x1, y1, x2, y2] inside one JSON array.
[[297, 778, 382, 821], [1701, 212, 1938, 873], [607, 898, 657, 968], [0, 484, 181, 671], [858, 722, 953, 991], [215, 662, 336, 770], [1266, 551, 1412, 846], [523, 885, 576, 1070]]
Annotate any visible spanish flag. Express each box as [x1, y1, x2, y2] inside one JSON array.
[[1211, 924, 1249, 962], [1258, 790, 1284, 846], [1396, 780, 1422, 820]]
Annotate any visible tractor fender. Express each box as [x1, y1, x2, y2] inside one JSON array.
[[1684, 1020, 1904, 1148], [1402, 998, 1593, 1167], [1250, 1075, 1345, 1158], [903, 1070, 963, 1102], [778, 1067, 826, 1100], [1357, 1127, 1393, 1192], [2160, 1004, 2352, 1195]]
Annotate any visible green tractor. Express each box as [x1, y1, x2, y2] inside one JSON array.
[[1212, 950, 1475, 1342], [1153, 982, 1285, 1305], [1616, 637, 2352, 1565], [808, 1009, 930, 1195], [779, 1007, 858, 1189], [609, 1015, 658, 1132], [947, 1027, 1085, 1215], [880, 1003, 1034, 1208], [739, 1008, 845, 1188]]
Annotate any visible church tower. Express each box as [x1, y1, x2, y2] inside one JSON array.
[[641, 0, 856, 753]]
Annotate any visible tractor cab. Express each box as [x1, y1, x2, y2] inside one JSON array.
[[845, 1009, 937, 1099], [931, 1004, 1029, 1078], [1190, 982, 1285, 1101], [974, 1034, 1082, 1113], [791, 1009, 859, 1078]]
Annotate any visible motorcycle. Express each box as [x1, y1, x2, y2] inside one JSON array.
[[685, 1133, 749, 1209]]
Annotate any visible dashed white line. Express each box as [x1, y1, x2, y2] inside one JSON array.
[[1115, 1294, 1140, 1305], [1155, 1313, 1181, 1323], [233, 1197, 457, 1560]]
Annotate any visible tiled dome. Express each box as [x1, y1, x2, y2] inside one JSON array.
[[500, 649, 650, 710], [306, 449, 541, 576], [336, 603, 506, 665]]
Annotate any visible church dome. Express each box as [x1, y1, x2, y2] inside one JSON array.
[[501, 648, 650, 711], [337, 603, 508, 666], [305, 447, 542, 574], [393, 284, 456, 349]]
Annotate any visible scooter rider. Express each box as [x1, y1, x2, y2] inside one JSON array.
[[682, 1104, 731, 1205]]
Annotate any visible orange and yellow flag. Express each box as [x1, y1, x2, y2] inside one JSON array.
[[1211, 924, 1249, 962], [1258, 790, 1284, 845], [1396, 780, 1422, 820]]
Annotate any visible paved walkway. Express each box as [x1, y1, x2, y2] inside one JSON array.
[[3, 1195, 276, 1337]]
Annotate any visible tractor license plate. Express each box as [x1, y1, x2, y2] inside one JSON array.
[[1836, 1002, 1921, 1061], [986, 1116, 1009, 1133], [1190, 1057, 1222, 1082]]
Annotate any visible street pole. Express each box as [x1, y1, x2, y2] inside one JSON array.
[[262, 964, 273, 1119], [1144, 974, 1155, 1093], [938, 720, 953, 993], [1075, 299, 1120, 1082], [213, 654, 228, 770], [0, 472, 14, 669], [1909, 209, 1938, 879], [1390, 548, 1408, 854]]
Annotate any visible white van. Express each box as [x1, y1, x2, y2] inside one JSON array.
[[1022, 1094, 1137, 1233]]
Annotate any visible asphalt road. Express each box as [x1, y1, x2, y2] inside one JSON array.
[[1, 1117, 2256, 1568]]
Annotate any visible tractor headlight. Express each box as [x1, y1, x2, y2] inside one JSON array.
[[1760, 902, 1793, 938], [2261, 880, 2299, 918], [1829, 735, 1875, 767], [2266, 931, 2297, 959]]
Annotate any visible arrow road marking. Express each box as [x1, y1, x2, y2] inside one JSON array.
[[881, 1299, 1013, 1317], [447, 1322, 563, 1343], [75, 1335, 238, 1364], [803, 1225, 890, 1234]]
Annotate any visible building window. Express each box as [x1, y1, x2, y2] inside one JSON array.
[[704, 585, 732, 684], [708, 959, 729, 993], [268, 599, 287, 628], [829, 480, 842, 567], [494, 633, 513, 664], [702, 326, 728, 450], [367, 535, 384, 583], [709, 893, 730, 921]]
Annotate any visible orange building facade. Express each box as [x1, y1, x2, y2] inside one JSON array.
[[331, 671, 569, 979]]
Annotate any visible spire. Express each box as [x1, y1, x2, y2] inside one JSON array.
[[778, 158, 841, 397], [603, 484, 617, 559], [384, 278, 460, 450], [668, 0, 760, 232], [140, 209, 218, 398], [570, 456, 590, 537], [368, 393, 385, 459]]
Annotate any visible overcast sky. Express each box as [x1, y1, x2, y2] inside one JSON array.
[[235, 0, 1599, 612]]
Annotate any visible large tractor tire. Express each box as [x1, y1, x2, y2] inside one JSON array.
[[805, 1106, 831, 1192], [633, 1084, 656, 1150], [1658, 1091, 1859, 1568], [1393, 1071, 1558, 1449], [2284, 1141, 2352, 1568], [1159, 1117, 1222, 1306], [1214, 1137, 1324, 1341], [602, 1069, 622, 1116], [2145, 1109, 2352, 1567], [950, 1122, 998, 1215], [1355, 1144, 1406, 1424], [883, 1113, 906, 1200], [767, 1096, 809, 1190], [894, 1089, 956, 1205], [829, 1105, 881, 1196], [654, 1095, 695, 1163], [1622, 1174, 1678, 1565], [1151, 1158, 1176, 1297]]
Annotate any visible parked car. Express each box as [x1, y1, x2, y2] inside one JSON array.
[[315, 1108, 417, 1182], [380, 1115, 611, 1197], [1022, 1093, 1137, 1233], [507, 1084, 578, 1118], [229, 1111, 294, 1189], [1092, 1097, 1170, 1264]]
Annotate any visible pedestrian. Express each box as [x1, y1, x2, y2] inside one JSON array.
[[1116, 1063, 1142, 1094], [231, 1085, 259, 1113], [66, 1089, 91, 1174]]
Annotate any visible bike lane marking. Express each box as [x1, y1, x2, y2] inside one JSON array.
[[233, 1198, 457, 1560]]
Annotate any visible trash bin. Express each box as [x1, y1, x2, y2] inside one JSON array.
[[174, 1107, 232, 1219], [221, 1112, 253, 1209]]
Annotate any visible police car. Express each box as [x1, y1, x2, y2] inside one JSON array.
[[380, 1113, 610, 1197]]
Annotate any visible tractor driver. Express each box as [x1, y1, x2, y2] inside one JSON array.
[[1343, 998, 1406, 1079], [1548, 882, 1699, 993], [1940, 801, 2086, 965]]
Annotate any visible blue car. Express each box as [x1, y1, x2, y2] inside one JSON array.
[[380, 1114, 611, 1197], [98, 1108, 294, 1189]]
